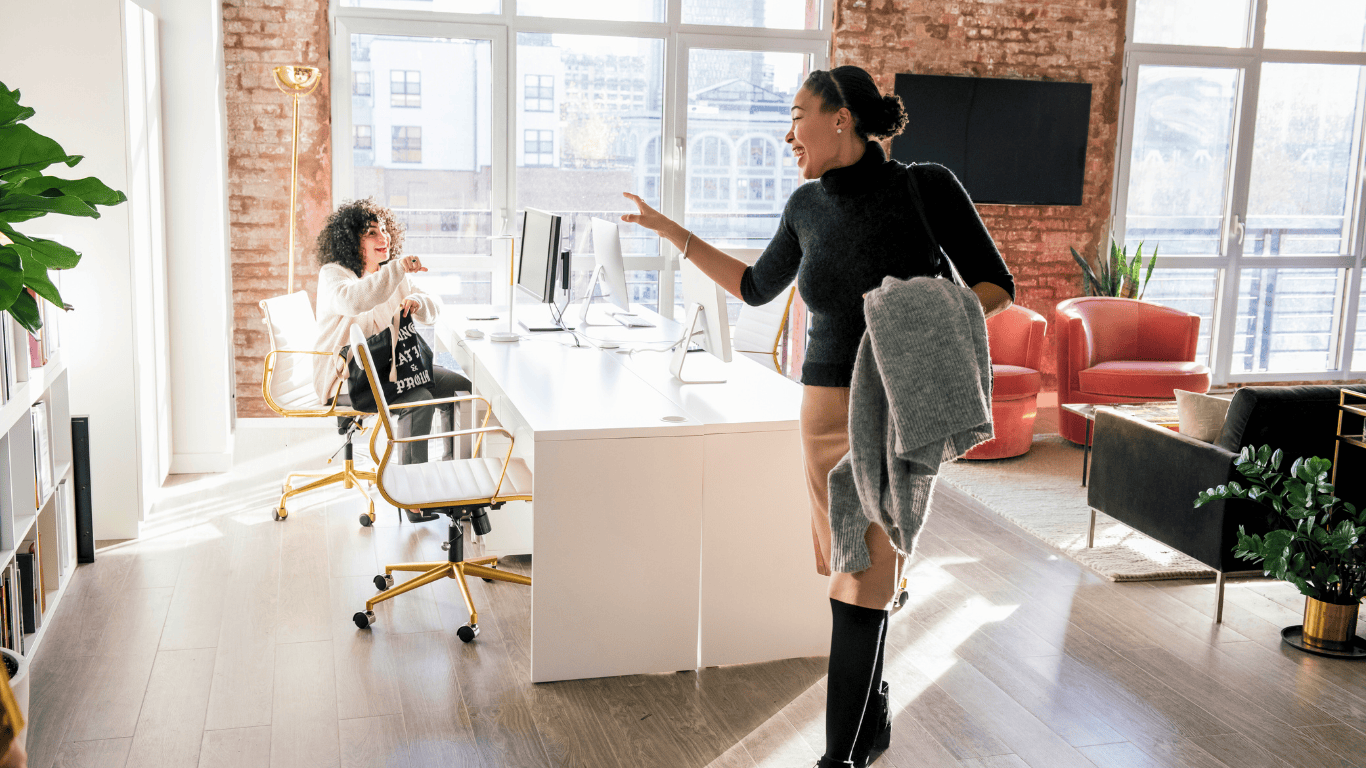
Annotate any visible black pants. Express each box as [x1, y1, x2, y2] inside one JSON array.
[[391, 365, 471, 464]]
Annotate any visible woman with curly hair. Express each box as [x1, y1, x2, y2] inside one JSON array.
[[312, 198, 470, 471]]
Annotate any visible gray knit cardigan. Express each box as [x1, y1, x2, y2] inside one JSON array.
[[826, 276, 994, 573]]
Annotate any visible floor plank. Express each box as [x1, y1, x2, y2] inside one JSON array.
[[197, 727, 272, 768], [270, 640, 341, 768], [50, 738, 132, 768], [123, 647, 216, 768], [337, 715, 410, 768]]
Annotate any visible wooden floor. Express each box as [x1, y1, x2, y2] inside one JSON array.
[[24, 425, 1366, 768]]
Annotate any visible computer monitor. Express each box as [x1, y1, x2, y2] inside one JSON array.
[[671, 258, 732, 383], [517, 208, 561, 303], [587, 218, 631, 313]]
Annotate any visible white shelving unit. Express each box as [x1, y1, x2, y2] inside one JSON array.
[[0, 315, 77, 661]]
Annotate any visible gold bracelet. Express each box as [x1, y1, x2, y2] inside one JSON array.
[[681, 231, 694, 260]]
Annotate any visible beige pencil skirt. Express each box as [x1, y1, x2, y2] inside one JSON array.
[[800, 385, 901, 607]]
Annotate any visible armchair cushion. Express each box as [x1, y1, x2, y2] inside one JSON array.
[[991, 364, 1042, 400], [1077, 360, 1211, 399]]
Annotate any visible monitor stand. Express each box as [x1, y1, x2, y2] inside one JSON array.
[[670, 303, 726, 384], [577, 265, 648, 327]]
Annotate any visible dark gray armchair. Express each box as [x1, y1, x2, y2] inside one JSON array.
[[1087, 384, 1366, 622]]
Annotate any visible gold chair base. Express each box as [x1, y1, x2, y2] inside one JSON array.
[[357, 555, 531, 635], [275, 458, 380, 525]]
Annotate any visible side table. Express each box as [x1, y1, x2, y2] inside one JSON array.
[[1060, 401, 1180, 486]]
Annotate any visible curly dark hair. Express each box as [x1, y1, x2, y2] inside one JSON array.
[[314, 197, 406, 277]]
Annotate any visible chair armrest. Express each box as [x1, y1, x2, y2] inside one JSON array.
[[387, 426, 511, 444], [388, 393, 486, 411], [1088, 410, 1267, 570]]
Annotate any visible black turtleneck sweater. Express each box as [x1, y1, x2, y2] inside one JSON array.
[[739, 142, 1015, 387]]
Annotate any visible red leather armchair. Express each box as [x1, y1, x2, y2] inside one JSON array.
[[963, 304, 1047, 460], [1055, 297, 1211, 445]]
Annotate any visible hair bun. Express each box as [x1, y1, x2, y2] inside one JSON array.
[[869, 94, 909, 139]]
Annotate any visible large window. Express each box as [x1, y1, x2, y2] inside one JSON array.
[[334, 2, 828, 318], [353, 70, 372, 97], [1116, 0, 1366, 381]]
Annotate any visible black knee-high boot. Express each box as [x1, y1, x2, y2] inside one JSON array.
[[818, 598, 887, 767], [851, 617, 891, 765]]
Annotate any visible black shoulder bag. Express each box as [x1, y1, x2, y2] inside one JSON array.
[[904, 164, 967, 287]]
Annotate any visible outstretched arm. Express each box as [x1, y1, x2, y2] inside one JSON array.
[[621, 192, 748, 299]]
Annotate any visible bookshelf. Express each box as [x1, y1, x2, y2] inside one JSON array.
[[0, 310, 77, 661]]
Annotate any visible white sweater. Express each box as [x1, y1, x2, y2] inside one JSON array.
[[312, 260, 439, 402]]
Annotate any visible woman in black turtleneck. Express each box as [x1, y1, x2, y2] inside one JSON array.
[[624, 65, 1014, 768]]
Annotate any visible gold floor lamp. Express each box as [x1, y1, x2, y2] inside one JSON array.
[[272, 65, 322, 294]]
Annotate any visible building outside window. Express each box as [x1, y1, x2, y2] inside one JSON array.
[[353, 124, 372, 149], [524, 129, 553, 166], [353, 71, 371, 98], [525, 74, 554, 112], [391, 70, 420, 107], [392, 125, 421, 163]]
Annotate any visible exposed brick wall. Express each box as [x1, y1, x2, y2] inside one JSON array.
[[224, 0, 331, 417], [832, 0, 1128, 388]]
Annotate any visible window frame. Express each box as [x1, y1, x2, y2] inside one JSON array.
[[391, 124, 423, 163], [331, 1, 832, 315], [1113, 0, 1366, 382]]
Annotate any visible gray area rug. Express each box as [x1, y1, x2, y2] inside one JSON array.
[[939, 434, 1216, 582]]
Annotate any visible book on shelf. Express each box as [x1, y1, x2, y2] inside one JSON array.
[[3, 562, 21, 654], [30, 533, 44, 615], [0, 311, 10, 406], [15, 550, 37, 636], [8, 317, 28, 386], [55, 480, 70, 583], [31, 401, 53, 508]]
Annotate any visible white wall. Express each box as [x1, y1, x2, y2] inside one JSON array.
[[154, 0, 234, 474], [1, 0, 143, 539]]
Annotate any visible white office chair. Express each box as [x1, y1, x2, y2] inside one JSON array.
[[260, 291, 382, 525], [346, 324, 532, 642], [732, 285, 796, 374]]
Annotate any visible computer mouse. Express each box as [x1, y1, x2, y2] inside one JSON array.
[[599, 341, 620, 350], [465, 328, 485, 339]]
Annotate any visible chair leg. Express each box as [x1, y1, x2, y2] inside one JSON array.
[[365, 563, 455, 612], [1087, 509, 1096, 548], [1215, 571, 1226, 624]]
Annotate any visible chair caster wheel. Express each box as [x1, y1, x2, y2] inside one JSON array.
[[893, 590, 909, 609], [359, 514, 373, 527], [353, 610, 375, 629], [374, 574, 394, 591], [456, 624, 479, 643], [483, 563, 497, 583], [272, 508, 287, 522]]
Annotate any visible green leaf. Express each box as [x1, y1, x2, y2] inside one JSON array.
[[21, 251, 64, 309], [9, 175, 126, 207], [0, 192, 98, 222], [1270, 448, 1283, 470], [0, 84, 34, 129], [8, 288, 41, 333], [0, 228, 81, 269], [1139, 242, 1158, 300], [1071, 247, 1104, 296], [0, 124, 80, 175], [0, 245, 24, 310]]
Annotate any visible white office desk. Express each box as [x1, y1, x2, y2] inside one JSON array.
[[435, 302, 827, 680]]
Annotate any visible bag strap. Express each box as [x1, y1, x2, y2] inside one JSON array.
[[389, 311, 401, 382], [905, 165, 966, 287]]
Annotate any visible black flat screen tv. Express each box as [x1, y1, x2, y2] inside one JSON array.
[[890, 73, 1092, 206]]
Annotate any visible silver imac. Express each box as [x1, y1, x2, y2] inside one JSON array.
[[580, 218, 652, 328], [671, 258, 732, 383]]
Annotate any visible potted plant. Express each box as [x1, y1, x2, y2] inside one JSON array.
[[1196, 445, 1366, 653], [1070, 236, 1158, 299], [0, 80, 126, 332]]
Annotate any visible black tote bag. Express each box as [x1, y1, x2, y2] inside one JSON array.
[[340, 310, 435, 414]]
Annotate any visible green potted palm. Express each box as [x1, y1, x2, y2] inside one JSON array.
[[1197, 445, 1366, 654], [0, 80, 126, 331]]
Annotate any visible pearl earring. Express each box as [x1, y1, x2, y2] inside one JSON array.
[[836, 128, 842, 134]]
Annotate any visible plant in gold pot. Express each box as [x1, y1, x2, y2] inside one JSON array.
[[1197, 445, 1365, 654]]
